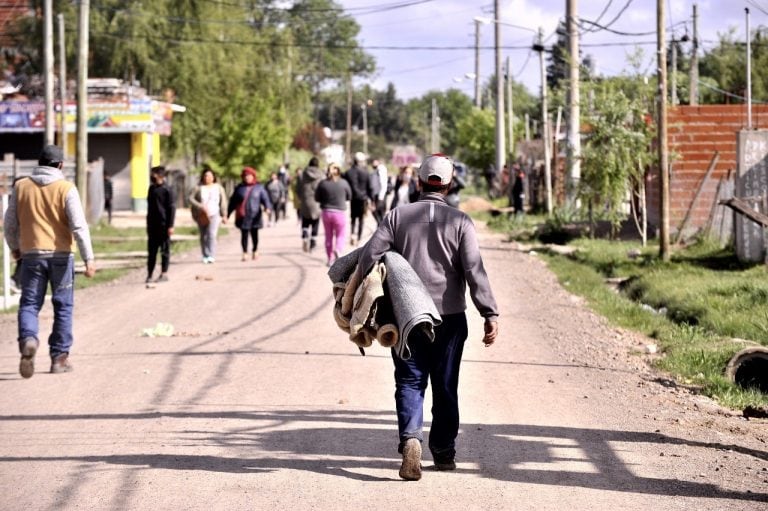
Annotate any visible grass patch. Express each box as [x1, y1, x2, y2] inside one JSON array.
[[478, 211, 768, 410], [1, 223, 206, 295]]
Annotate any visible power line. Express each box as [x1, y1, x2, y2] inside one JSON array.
[[598, 0, 635, 30], [581, 0, 614, 33], [194, 0, 435, 14], [90, 31, 537, 51], [697, 79, 768, 104], [579, 18, 656, 37], [746, 0, 768, 17]]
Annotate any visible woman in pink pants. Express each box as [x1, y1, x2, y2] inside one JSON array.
[[315, 163, 352, 266]]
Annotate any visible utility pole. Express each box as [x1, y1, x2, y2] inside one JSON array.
[[746, 8, 752, 129], [76, 0, 89, 205], [431, 98, 441, 154], [671, 39, 678, 106], [362, 102, 368, 156], [345, 74, 352, 166], [474, 18, 482, 108], [657, 0, 670, 260], [535, 28, 552, 214], [57, 13, 67, 157], [494, 0, 505, 179], [43, 0, 55, 145], [689, 3, 699, 105], [566, 0, 581, 207], [506, 56, 514, 163]]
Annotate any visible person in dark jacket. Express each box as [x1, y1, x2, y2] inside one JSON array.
[[227, 166, 272, 261], [103, 175, 113, 224], [343, 152, 371, 245], [266, 172, 287, 225], [510, 164, 525, 217], [297, 157, 325, 253], [445, 168, 466, 208], [146, 166, 175, 284]]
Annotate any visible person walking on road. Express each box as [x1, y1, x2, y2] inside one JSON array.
[[297, 157, 325, 253], [103, 174, 113, 224], [343, 152, 371, 246], [315, 162, 352, 266], [389, 165, 418, 210], [189, 166, 228, 264], [354, 153, 499, 481], [266, 172, 287, 225], [146, 166, 175, 284], [370, 158, 389, 225], [291, 167, 303, 223], [510, 164, 526, 218], [227, 166, 272, 261], [3, 144, 96, 378]]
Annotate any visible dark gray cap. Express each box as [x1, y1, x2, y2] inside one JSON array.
[[40, 144, 64, 163]]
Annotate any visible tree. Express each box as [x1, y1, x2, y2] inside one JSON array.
[[699, 26, 768, 104], [455, 108, 496, 172], [579, 76, 654, 241], [4, 0, 374, 171]]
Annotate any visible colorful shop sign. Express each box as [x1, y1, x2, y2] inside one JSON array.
[[0, 100, 174, 134]]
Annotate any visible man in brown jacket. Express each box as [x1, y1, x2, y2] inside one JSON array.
[[3, 145, 96, 378]]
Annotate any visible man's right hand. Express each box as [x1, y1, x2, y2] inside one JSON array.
[[482, 319, 498, 347], [84, 261, 96, 278]]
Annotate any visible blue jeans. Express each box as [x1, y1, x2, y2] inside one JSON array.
[[17, 255, 75, 358], [392, 312, 468, 461]]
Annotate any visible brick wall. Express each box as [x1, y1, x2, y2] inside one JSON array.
[[646, 104, 768, 234]]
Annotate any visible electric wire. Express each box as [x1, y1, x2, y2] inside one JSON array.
[[746, 0, 768, 17]]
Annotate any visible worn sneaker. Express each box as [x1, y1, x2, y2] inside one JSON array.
[[19, 337, 39, 379], [156, 274, 169, 283], [399, 438, 422, 481], [50, 353, 73, 374], [241, 253, 248, 262], [302, 238, 310, 252]]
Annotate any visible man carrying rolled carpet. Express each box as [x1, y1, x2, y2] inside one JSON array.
[[354, 153, 499, 481]]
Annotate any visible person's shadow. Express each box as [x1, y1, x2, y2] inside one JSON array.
[[0, 408, 765, 502]]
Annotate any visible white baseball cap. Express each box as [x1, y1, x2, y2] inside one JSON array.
[[418, 154, 454, 185]]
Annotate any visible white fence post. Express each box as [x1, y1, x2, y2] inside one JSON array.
[[2, 193, 10, 310]]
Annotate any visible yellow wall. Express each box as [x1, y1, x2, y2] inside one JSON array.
[[130, 133, 150, 210], [152, 133, 160, 167]]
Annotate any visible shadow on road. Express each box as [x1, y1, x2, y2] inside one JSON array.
[[1, 409, 765, 501]]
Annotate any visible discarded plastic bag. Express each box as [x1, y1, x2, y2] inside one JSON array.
[[141, 322, 174, 337]]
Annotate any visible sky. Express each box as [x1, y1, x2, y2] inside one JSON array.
[[337, 0, 768, 100]]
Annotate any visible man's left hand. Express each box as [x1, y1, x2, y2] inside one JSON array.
[[167, 227, 174, 236], [482, 319, 498, 347], [84, 261, 96, 278]]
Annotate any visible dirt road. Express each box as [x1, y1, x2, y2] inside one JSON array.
[[0, 210, 766, 510]]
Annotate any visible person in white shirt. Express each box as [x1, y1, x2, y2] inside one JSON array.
[[370, 158, 390, 225], [189, 166, 228, 264]]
